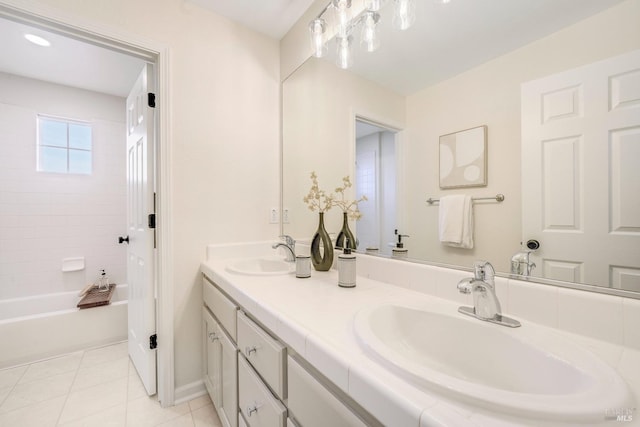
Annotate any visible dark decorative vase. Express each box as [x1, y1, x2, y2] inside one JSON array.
[[335, 212, 356, 250], [311, 212, 334, 271]]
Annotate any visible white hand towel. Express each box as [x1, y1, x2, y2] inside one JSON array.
[[439, 195, 474, 249]]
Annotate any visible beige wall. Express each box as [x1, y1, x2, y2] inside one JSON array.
[[11, 0, 281, 390], [404, 0, 640, 272], [282, 57, 405, 240]]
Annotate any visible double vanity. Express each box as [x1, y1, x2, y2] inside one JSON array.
[[200, 241, 638, 427]]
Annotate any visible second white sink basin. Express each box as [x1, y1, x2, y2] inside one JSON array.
[[354, 302, 632, 422], [226, 257, 295, 276]]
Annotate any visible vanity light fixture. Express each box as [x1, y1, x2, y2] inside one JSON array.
[[24, 33, 51, 47], [309, 0, 445, 69]]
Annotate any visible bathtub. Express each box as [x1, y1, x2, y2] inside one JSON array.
[[0, 285, 128, 369]]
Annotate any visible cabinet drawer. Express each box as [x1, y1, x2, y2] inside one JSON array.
[[237, 311, 286, 399], [288, 357, 366, 427], [239, 356, 286, 427], [203, 276, 238, 341]]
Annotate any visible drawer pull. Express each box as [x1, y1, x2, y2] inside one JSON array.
[[208, 332, 219, 342], [247, 403, 261, 417], [245, 346, 257, 357]]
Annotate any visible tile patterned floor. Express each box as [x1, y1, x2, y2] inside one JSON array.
[[0, 342, 221, 427]]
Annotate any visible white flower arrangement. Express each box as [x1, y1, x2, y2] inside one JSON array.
[[303, 171, 334, 213], [303, 172, 367, 219], [333, 175, 367, 220]]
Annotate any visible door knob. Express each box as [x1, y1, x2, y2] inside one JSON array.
[[118, 236, 130, 244]]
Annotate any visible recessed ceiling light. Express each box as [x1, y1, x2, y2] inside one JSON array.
[[25, 34, 51, 47]]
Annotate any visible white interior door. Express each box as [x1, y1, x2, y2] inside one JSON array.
[[521, 50, 640, 290], [126, 64, 157, 394]]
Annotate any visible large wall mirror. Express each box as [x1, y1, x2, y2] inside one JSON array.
[[282, 0, 640, 296]]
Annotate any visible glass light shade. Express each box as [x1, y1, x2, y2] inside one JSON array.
[[336, 35, 354, 69], [309, 18, 328, 58], [365, 0, 387, 11], [392, 0, 416, 30], [332, 0, 353, 38], [360, 11, 381, 52]]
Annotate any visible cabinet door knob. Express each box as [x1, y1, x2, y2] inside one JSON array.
[[245, 346, 257, 357], [247, 403, 261, 417], [208, 332, 219, 342]]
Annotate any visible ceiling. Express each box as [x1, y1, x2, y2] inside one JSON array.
[[0, 1, 626, 97], [0, 17, 145, 97], [187, 0, 316, 39]]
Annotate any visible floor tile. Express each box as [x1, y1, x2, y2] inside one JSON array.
[[58, 377, 128, 425], [0, 371, 74, 414], [127, 372, 148, 401], [72, 357, 129, 392], [80, 342, 128, 368], [57, 403, 126, 427], [192, 403, 222, 427], [187, 394, 212, 412], [19, 353, 83, 384], [125, 396, 190, 427], [0, 387, 10, 407], [0, 395, 66, 427], [0, 365, 27, 389], [156, 412, 194, 427]]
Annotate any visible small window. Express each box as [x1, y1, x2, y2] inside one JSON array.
[[38, 116, 92, 174]]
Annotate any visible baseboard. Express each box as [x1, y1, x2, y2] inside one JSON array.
[[174, 379, 207, 405]]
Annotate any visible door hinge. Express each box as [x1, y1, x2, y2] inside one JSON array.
[[148, 213, 156, 229], [150, 334, 157, 350], [148, 93, 156, 108]]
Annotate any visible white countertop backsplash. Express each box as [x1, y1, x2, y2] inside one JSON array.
[[202, 241, 640, 427]]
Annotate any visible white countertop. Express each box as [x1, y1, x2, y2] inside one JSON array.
[[201, 243, 640, 427]]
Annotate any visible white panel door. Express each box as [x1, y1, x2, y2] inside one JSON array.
[[521, 49, 640, 290], [126, 64, 157, 394]]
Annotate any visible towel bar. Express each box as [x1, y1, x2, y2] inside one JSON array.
[[426, 194, 504, 205]]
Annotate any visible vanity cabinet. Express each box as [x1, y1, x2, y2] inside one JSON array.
[[203, 273, 378, 427], [203, 277, 238, 427]]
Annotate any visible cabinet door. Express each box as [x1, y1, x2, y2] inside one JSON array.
[[219, 327, 238, 427], [203, 308, 221, 407]]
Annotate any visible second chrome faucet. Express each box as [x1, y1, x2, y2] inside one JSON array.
[[457, 261, 520, 328]]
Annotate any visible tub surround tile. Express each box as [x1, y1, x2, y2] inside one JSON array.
[[507, 279, 558, 328], [0, 371, 74, 414], [557, 288, 624, 345], [19, 352, 83, 384], [623, 298, 640, 350]]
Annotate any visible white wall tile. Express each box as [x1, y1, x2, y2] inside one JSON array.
[[622, 298, 640, 350], [507, 279, 558, 327], [0, 74, 126, 299], [557, 288, 624, 345]]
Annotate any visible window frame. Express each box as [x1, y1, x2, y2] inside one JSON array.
[[37, 114, 93, 175]]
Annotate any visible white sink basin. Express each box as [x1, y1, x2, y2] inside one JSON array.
[[226, 257, 294, 276], [354, 302, 632, 422]]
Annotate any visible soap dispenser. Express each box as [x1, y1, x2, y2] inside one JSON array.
[[392, 229, 409, 258], [338, 238, 356, 288], [97, 269, 110, 292]]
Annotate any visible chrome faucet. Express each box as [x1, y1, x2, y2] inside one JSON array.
[[510, 251, 536, 276], [272, 235, 296, 262], [457, 261, 520, 327]]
